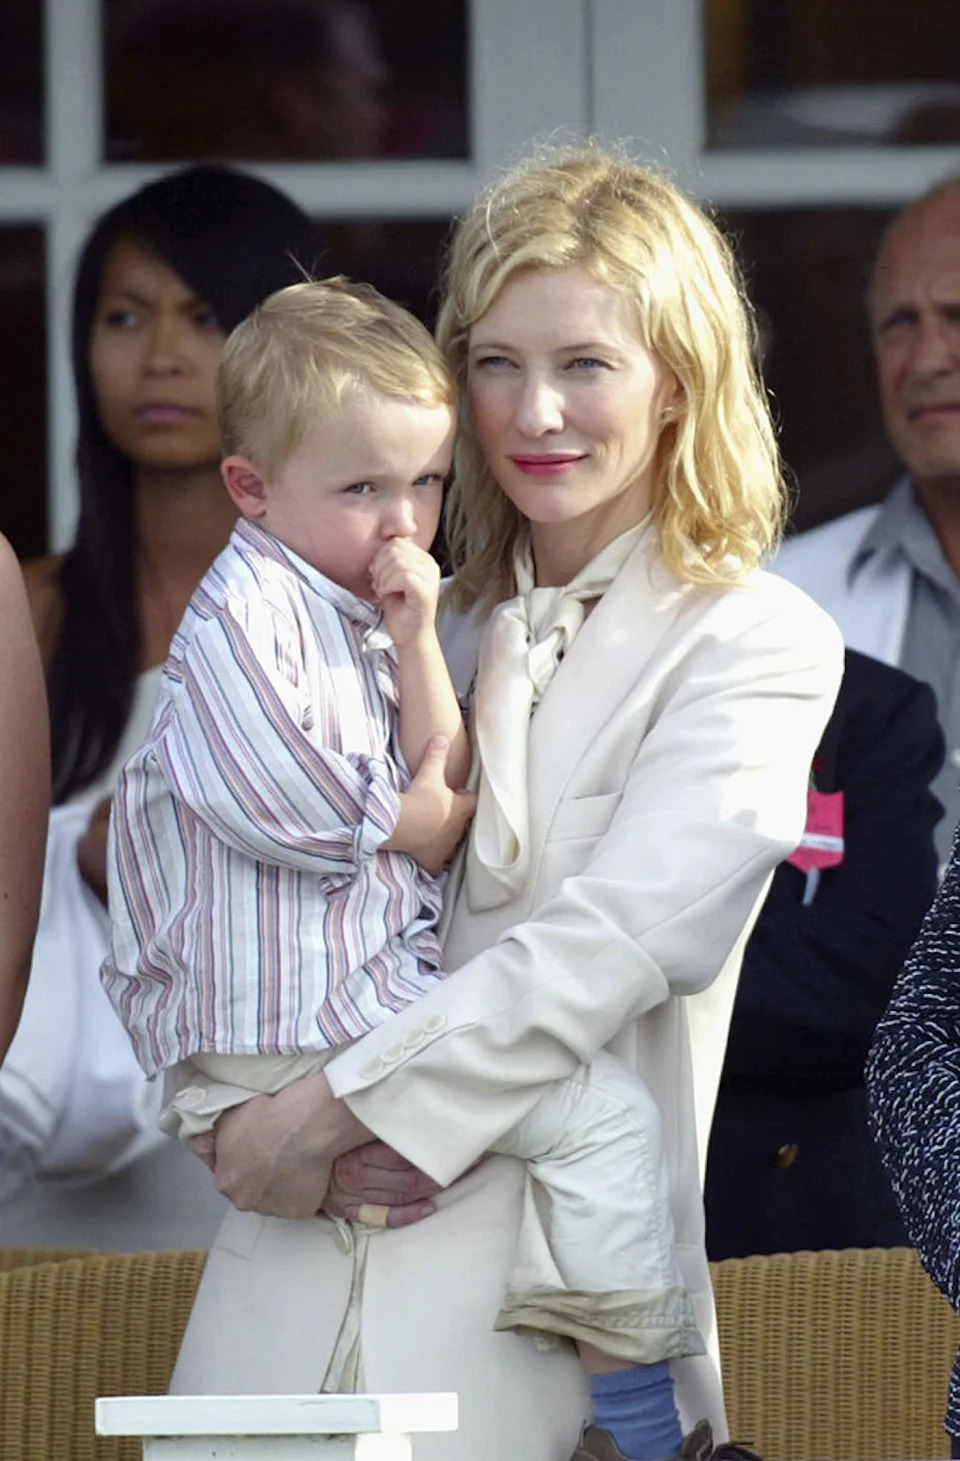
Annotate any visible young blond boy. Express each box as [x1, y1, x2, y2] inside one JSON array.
[[103, 279, 703, 1460]]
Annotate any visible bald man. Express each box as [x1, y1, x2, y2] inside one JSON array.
[[778, 180, 960, 862]]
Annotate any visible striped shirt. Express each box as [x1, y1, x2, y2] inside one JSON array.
[[102, 519, 445, 1078]]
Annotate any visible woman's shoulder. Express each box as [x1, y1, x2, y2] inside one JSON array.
[[21, 552, 65, 668], [699, 562, 842, 651], [745, 563, 842, 641]]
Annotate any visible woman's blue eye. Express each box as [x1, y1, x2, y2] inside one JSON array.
[[569, 357, 608, 370], [474, 354, 514, 369], [345, 482, 375, 495], [414, 473, 445, 488]]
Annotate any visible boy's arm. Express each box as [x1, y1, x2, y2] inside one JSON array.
[[162, 603, 471, 880], [395, 634, 471, 787], [371, 540, 471, 787]]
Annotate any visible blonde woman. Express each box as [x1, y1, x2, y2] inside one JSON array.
[[170, 145, 843, 1461]]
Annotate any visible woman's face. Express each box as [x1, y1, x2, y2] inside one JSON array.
[[467, 266, 680, 570], [88, 237, 226, 471]]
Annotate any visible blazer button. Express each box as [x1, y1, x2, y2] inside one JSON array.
[[176, 1087, 207, 1111], [359, 1060, 382, 1081], [774, 1142, 800, 1170], [423, 1013, 448, 1034]]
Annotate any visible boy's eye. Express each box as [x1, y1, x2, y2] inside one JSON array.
[[414, 473, 446, 489], [344, 481, 375, 495]]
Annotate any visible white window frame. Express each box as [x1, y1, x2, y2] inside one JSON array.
[[5, 0, 960, 552], [590, 0, 960, 204], [0, 0, 594, 552]]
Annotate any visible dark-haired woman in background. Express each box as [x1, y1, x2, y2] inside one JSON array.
[[0, 166, 322, 1248]]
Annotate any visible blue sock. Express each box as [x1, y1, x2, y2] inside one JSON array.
[[589, 1363, 683, 1460]]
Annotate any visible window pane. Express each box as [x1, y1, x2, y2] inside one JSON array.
[[0, 0, 43, 163], [103, 0, 468, 163], [707, 0, 960, 149], [0, 229, 47, 559], [722, 207, 900, 532], [314, 215, 451, 326]]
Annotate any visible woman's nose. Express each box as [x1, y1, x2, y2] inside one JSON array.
[[144, 315, 187, 372], [514, 376, 564, 435]]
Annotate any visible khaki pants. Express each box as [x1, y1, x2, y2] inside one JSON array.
[[163, 1047, 702, 1364]]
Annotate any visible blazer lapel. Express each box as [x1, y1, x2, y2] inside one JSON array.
[[527, 530, 690, 814]]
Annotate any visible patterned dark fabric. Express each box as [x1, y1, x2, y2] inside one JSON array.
[[866, 821, 960, 1441]]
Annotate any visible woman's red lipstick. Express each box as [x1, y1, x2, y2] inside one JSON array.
[[509, 453, 585, 475]]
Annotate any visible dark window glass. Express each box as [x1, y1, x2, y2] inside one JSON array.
[[0, 1, 44, 163], [0, 229, 47, 558], [707, 0, 960, 149], [313, 215, 452, 327], [103, 0, 468, 163], [314, 215, 454, 563], [721, 207, 899, 533]]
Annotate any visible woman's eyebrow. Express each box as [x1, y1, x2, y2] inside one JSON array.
[[468, 337, 616, 352]]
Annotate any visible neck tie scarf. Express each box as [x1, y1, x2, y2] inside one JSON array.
[[466, 521, 648, 913]]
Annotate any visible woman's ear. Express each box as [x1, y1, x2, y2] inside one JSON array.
[[660, 372, 686, 426], [221, 456, 268, 518]]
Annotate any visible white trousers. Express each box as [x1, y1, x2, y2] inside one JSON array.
[[165, 1048, 702, 1364]]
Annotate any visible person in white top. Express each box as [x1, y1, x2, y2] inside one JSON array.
[[167, 144, 842, 1461], [105, 277, 707, 1461], [0, 165, 325, 1248]]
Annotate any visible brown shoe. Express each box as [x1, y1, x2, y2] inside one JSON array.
[[571, 1420, 763, 1461]]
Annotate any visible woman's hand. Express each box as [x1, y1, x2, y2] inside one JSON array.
[[323, 1140, 441, 1228], [76, 796, 112, 903], [211, 1071, 372, 1220]]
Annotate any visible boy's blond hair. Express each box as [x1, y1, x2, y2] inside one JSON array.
[[437, 143, 786, 611], [218, 276, 456, 476]]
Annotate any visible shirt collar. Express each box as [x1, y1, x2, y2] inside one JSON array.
[[850, 477, 960, 601], [232, 519, 388, 636]]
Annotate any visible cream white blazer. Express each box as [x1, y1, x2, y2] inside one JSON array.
[[173, 531, 842, 1457]]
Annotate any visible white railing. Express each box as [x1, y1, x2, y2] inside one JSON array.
[[95, 1392, 459, 1460]]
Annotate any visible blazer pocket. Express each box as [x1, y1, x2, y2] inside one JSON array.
[[549, 791, 621, 844]]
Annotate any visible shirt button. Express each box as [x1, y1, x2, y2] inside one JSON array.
[[950, 748, 960, 769], [774, 1142, 800, 1170]]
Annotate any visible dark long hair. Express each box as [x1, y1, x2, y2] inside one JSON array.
[[51, 165, 323, 803]]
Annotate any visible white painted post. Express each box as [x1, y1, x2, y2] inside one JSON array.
[[95, 1393, 458, 1461]]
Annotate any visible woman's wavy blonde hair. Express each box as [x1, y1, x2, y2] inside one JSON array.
[[437, 143, 787, 610]]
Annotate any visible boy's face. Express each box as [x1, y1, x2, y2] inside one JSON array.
[[253, 392, 455, 600]]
